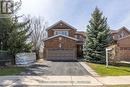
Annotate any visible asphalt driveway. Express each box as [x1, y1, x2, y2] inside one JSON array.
[[19, 61, 90, 76]]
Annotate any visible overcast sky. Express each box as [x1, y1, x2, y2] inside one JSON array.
[[16, 0, 130, 31]]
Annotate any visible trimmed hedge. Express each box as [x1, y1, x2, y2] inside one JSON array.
[[0, 51, 13, 66]]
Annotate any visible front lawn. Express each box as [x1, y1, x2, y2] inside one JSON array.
[[107, 85, 130, 87], [0, 67, 25, 76], [87, 62, 130, 76]]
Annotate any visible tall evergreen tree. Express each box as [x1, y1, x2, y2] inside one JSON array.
[[7, 16, 32, 56], [84, 7, 111, 63], [0, 15, 13, 50], [0, 0, 32, 64]]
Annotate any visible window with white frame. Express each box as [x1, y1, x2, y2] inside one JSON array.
[[54, 31, 69, 36]]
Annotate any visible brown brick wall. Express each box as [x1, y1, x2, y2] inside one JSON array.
[[44, 21, 84, 60], [69, 29, 76, 38], [47, 29, 76, 38], [118, 50, 130, 61], [116, 35, 130, 61], [44, 36, 76, 49], [118, 36, 130, 47], [48, 29, 54, 37], [44, 36, 77, 59], [107, 35, 130, 61]]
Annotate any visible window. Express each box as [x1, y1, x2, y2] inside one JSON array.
[[120, 31, 124, 38], [77, 35, 80, 39], [118, 31, 127, 39], [54, 31, 68, 36]]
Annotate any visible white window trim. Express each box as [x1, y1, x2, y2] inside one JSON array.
[[54, 30, 69, 36], [53, 29, 70, 31]]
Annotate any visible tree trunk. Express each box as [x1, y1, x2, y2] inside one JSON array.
[[36, 51, 40, 61], [12, 55, 16, 65]]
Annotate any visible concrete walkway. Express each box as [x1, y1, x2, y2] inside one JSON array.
[[80, 62, 99, 76]]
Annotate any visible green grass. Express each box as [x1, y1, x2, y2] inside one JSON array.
[[107, 85, 130, 87], [87, 62, 130, 76], [0, 67, 25, 76]]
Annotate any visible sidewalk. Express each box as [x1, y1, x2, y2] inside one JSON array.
[[0, 76, 102, 86], [0, 75, 130, 86], [96, 76, 130, 85]]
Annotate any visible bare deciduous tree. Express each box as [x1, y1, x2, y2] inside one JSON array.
[[30, 16, 47, 60]]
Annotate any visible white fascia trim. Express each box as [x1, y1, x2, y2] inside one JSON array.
[[52, 29, 70, 31], [46, 20, 77, 31], [44, 35, 78, 41], [118, 35, 130, 41]]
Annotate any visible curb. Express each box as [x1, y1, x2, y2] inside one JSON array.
[[79, 62, 99, 77]]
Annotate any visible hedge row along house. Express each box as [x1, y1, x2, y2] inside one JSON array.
[[106, 27, 130, 62]]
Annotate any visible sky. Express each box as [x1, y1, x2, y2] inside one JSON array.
[[15, 0, 130, 31]]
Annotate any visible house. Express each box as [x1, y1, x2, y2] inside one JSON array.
[[110, 26, 130, 41], [106, 27, 130, 62], [43, 20, 85, 61]]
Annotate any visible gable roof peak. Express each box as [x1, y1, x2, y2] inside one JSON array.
[[119, 26, 129, 32], [59, 20, 65, 22], [46, 20, 77, 31], [120, 26, 127, 29], [44, 34, 78, 41], [110, 26, 130, 34]]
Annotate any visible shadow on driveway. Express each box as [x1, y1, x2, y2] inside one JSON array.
[[18, 61, 90, 76]]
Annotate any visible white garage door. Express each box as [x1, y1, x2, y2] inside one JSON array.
[[46, 49, 76, 61]]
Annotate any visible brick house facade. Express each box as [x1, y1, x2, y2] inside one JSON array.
[[43, 20, 85, 61], [110, 27, 130, 41], [106, 27, 130, 62]]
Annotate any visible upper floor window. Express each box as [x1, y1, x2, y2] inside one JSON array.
[[54, 31, 69, 36], [118, 31, 127, 39], [77, 35, 82, 39]]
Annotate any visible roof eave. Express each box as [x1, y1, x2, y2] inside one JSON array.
[[43, 35, 78, 41], [46, 20, 77, 31]]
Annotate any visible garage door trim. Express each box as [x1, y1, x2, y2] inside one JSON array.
[[46, 48, 76, 61]]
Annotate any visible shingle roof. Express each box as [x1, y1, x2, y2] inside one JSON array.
[[110, 26, 130, 34], [75, 31, 86, 37], [43, 34, 78, 41], [46, 20, 77, 31]]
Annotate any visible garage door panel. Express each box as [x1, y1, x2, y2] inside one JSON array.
[[46, 49, 76, 60]]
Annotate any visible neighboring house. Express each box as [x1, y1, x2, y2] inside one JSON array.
[[106, 27, 130, 62], [43, 20, 85, 61], [110, 26, 130, 41]]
